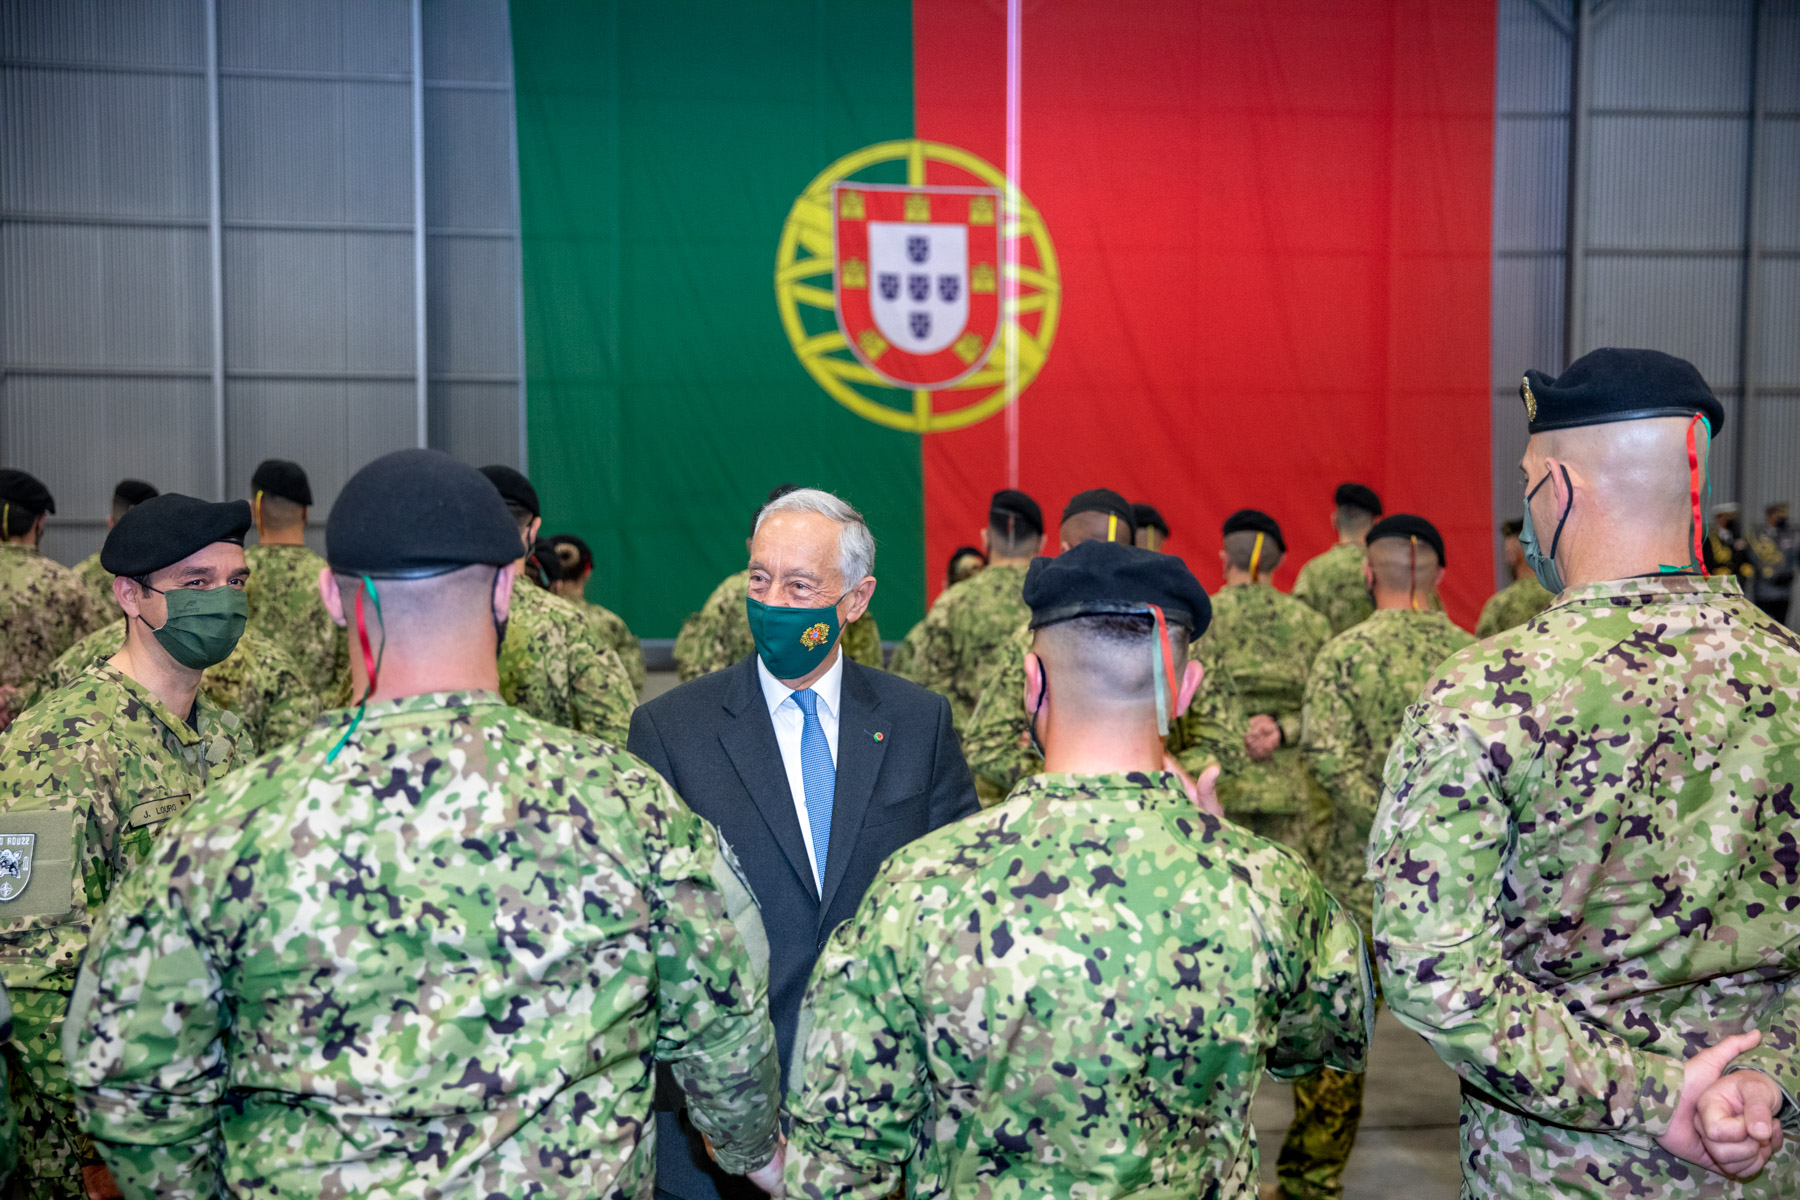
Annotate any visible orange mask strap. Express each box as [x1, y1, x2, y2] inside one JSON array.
[[1686, 414, 1705, 568], [1147, 603, 1179, 737], [1249, 532, 1265, 583]]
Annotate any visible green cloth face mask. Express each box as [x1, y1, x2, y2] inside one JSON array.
[[138, 584, 248, 670], [746, 593, 843, 680]]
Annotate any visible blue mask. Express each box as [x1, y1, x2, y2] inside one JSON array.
[[1520, 466, 1571, 595]]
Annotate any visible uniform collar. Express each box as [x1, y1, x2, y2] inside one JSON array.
[[313, 690, 507, 730], [0, 543, 40, 557], [87, 660, 208, 748], [1012, 770, 1190, 806], [1554, 571, 1744, 609]]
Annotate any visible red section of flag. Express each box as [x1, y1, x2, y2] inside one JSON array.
[[914, 0, 1497, 627]]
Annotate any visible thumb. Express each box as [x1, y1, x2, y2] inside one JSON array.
[[1691, 1031, 1764, 1076], [1746, 1089, 1776, 1142], [1196, 764, 1224, 816]]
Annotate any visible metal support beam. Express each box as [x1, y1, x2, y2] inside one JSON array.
[[1735, 0, 1767, 512], [411, 0, 429, 449], [506, 14, 528, 471], [1562, 0, 1593, 369], [205, 0, 226, 500]]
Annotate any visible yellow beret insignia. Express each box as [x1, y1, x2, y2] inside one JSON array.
[[1522, 375, 1537, 422], [800, 623, 831, 649]]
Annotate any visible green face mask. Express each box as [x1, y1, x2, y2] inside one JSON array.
[[746, 593, 843, 680], [139, 584, 248, 670]]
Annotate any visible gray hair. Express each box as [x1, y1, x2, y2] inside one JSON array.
[[754, 487, 876, 585]]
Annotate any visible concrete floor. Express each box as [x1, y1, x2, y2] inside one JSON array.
[[641, 669, 1464, 1196]]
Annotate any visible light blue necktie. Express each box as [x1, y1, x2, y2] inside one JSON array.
[[790, 688, 836, 892]]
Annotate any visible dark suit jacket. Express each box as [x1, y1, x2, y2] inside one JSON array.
[[629, 653, 979, 1200]]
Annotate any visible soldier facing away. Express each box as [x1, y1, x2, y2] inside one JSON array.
[[785, 539, 1372, 1198], [0, 493, 257, 1200], [242, 457, 351, 706], [888, 544, 986, 681], [69, 479, 158, 620], [0, 469, 101, 731], [1292, 483, 1383, 636], [547, 532, 647, 696], [1473, 516, 1555, 638], [64, 448, 785, 1199], [1372, 348, 1800, 1197]]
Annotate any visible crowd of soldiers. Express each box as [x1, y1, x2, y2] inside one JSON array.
[[0, 344, 1794, 1200]]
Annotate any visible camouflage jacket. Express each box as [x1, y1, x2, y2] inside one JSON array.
[[887, 616, 928, 682], [1300, 609, 1473, 924], [908, 563, 1030, 727], [72, 552, 115, 621], [1201, 583, 1332, 819], [499, 576, 635, 745], [961, 622, 1251, 802], [1293, 541, 1373, 636], [786, 770, 1373, 1200], [1472, 574, 1555, 639], [581, 599, 645, 697], [0, 662, 251, 1110], [0, 544, 101, 728], [1371, 574, 1800, 1197], [26, 621, 319, 756], [244, 542, 351, 705], [64, 691, 782, 1200], [675, 569, 882, 681]]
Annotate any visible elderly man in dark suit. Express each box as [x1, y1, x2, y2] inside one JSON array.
[[630, 486, 980, 1200]]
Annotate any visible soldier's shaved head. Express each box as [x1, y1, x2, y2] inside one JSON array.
[[1222, 530, 1285, 574], [1033, 615, 1189, 712], [1060, 511, 1129, 549], [1366, 536, 1440, 594], [322, 563, 515, 700]]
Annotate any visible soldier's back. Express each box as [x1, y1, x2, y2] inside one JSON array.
[[1472, 575, 1555, 638], [1292, 541, 1373, 635], [243, 542, 349, 703], [499, 578, 634, 743], [790, 769, 1371, 1198], [0, 545, 100, 720], [71, 553, 115, 621], [1374, 573, 1800, 1197], [912, 563, 1030, 725], [579, 598, 645, 696]]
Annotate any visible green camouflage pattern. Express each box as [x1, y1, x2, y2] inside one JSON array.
[[63, 691, 782, 1200], [1473, 575, 1555, 638], [1277, 1065, 1366, 1200], [961, 622, 1251, 803], [1293, 542, 1374, 637], [243, 542, 351, 706], [580, 599, 645, 697], [70, 553, 115, 622], [26, 620, 320, 756], [0, 983, 16, 1190], [1370, 573, 1800, 1198], [499, 575, 635, 745], [1300, 609, 1474, 926], [786, 770, 1374, 1200], [907, 563, 1030, 726], [673, 569, 883, 681], [887, 616, 927, 682], [1201, 584, 1332, 843], [0, 661, 250, 1195], [0, 545, 101, 730]]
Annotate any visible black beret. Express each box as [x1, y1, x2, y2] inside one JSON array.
[[1222, 508, 1286, 553], [1521, 347, 1723, 437], [480, 464, 540, 518], [1131, 503, 1169, 536], [1367, 513, 1446, 565], [1334, 482, 1382, 516], [989, 488, 1044, 536], [0, 469, 55, 516], [101, 494, 251, 577], [1024, 539, 1211, 636], [113, 479, 159, 507], [1500, 518, 1524, 538], [1062, 488, 1136, 538], [250, 458, 313, 507], [330, 450, 525, 578]]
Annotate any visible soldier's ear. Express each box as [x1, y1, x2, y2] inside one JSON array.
[[1023, 651, 1046, 713], [1175, 658, 1204, 717], [113, 574, 143, 619], [319, 568, 347, 628]]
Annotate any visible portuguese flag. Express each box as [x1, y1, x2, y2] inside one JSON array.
[[511, 1, 1497, 636]]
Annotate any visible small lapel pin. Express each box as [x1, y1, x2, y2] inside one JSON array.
[[872, 731, 885, 743]]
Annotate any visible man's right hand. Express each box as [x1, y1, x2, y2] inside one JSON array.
[[745, 1142, 786, 1197], [82, 1164, 123, 1200], [1695, 1066, 1786, 1179], [1656, 1030, 1762, 1174], [1244, 714, 1280, 762]]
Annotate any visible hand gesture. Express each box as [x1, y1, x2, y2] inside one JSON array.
[[1695, 1066, 1785, 1179]]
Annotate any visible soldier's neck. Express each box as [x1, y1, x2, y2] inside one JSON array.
[[1220, 568, 1265, 588], [111, 630, 203, 720], [1372, 589, 1434, 612], [351, 651, 502, 704], [255, 525, 307, 547], [1562, 529, 1698, 589], [1041, 722, 1166, 777], [1, 535, 37, 548]]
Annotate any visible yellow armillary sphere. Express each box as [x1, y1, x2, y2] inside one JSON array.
[[775, 139, 1060, 434]]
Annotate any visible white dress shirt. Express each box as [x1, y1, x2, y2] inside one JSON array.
[[756, 650, 843, 889]]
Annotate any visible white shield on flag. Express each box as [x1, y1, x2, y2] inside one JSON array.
[[866, 222, 969, 357]]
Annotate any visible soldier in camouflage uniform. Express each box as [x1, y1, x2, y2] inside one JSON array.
[[25, 619, 319, 755], [0, 493, 257, 1200], [889, 545, 986, 681], [243, 458, 352, 706], [1203, 510, 1332, 851], [786, 539, 1373, 1198], [1278, 515, 1474, 1200], [548, 533, 647, 696], [0, 470, 101, 732], [1293, 483, 1383, 636], [1372, 349, 1800, 1198], [481, 466, 636, 745], [64, 449, 784, 1199], [68, 479, 158, 621], [1473, 517, 1556, 638]]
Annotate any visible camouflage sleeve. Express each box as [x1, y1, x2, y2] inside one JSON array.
[[255, 657, 322, 754], [673, 611, 707, 682], [1299, 651, 1371, 854], [618, 624, 645, 697], [1369, 704, 1688, 1141], [960, 646, 1038, 801], [62, 844, 230, 1199], [907, 604, 962, 722], [886, 620, 924, 682], [690, 590, 739, 679], [786, 879, 927, 1200], [650, 805, 781, 1176], [567, 632, 635, 748], [0, 983, 16, 1187], [1172, 648, 1249, 782], [841, 613, 882, 669], [1265, 857, 1374, 1080], [1473, 594, 1503, 640], [1728, 979, 1800, 1133]]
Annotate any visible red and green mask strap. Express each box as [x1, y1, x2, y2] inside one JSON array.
[[1147, 603, 1179, 738], [1660, 413, 1709, 574], [327, 575, 385, 763]]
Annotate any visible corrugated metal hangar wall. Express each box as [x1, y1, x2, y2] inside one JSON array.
[[3, 0, 1796, 586], [1, 0, 523, 564]]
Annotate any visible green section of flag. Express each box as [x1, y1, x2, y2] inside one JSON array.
[[511, 1, 921, 639]]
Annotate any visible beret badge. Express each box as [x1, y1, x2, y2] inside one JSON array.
[[1521, 375, 1537, 423]]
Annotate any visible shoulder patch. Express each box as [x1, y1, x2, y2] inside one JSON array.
[[0, 810, 76, 917]]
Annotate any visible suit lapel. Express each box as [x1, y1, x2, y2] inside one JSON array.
[[717, 657, 817, 899], [819, 660, 887, 916]]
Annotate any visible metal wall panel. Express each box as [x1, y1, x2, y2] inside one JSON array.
[[422, 0, 512, 83], [1760, 259, 1800, 388], [427, 380, 514, 467], [1495, 0, 1572, 114], [1591, 0, 1754, 111], [220, 77, 412, 224], [1492, 115, 1568, 252], [1585, 257, 1744, 383], [1, 0, 203, 68], [426, 236, 516, 375], [424, 88, 514, 230], [222, 229, 414, 373], [1587, 116, 1747, 249], [1760, 118, 1800, 249], [218, 0, 408, 75]]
